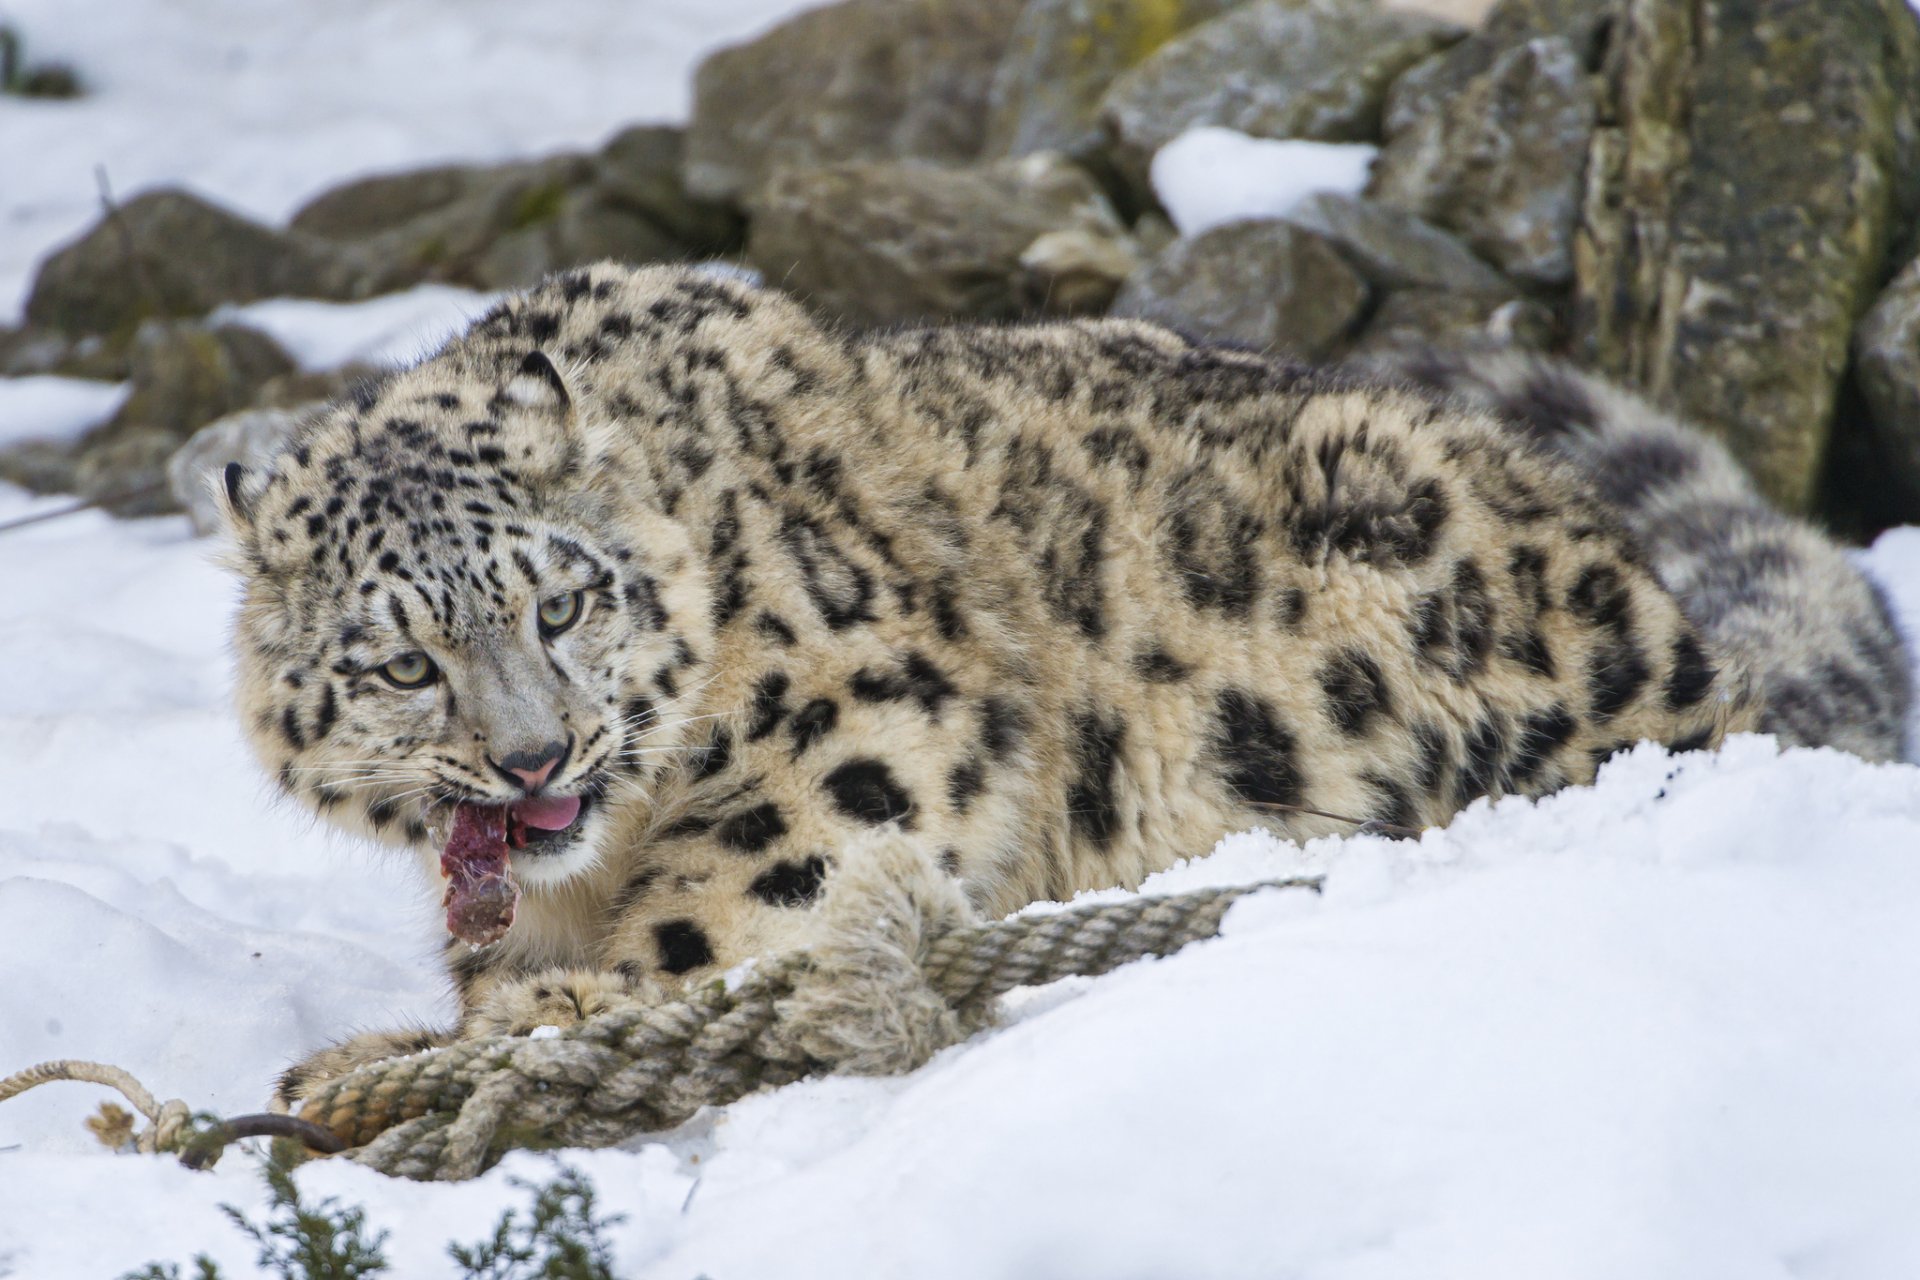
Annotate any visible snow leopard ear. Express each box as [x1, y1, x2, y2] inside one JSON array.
[[216, 461, 258, 535], [502, 350, 572, 415]]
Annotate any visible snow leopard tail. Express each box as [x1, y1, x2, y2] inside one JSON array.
[[1363, 347, 1912, 763]]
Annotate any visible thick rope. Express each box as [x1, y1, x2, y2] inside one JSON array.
[[0, 872, 1320, 1180], [0, 1059, 194, 1155], [299, 875, 1319, 1180]]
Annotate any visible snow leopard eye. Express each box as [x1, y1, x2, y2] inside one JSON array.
[[380, 652, 437, 689], [537, 590, 583, 638]]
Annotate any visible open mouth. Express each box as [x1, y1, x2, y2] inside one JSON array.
[[437, 791, 595, 946], [505, 792, 592, 851]]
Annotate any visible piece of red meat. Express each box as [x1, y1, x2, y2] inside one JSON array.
[[440, 803, 518, 945]]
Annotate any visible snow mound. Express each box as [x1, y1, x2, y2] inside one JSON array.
[[1152, 127, 1378, 237], [216, 286, 504, 372], [0, 375, 130, 448]]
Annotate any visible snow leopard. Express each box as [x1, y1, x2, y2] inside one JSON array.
[[216, 263, 1903, 1108]]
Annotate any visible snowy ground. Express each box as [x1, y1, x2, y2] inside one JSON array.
[[7, 1, 1920, 1277]]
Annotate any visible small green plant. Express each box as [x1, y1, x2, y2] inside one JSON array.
[[124, 1161, 624, 1280], [447, 1165, 625, 1280], [118, 1263, 223, 1280]]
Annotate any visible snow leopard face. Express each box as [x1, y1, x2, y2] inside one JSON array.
[[222, 350, 712, 887]]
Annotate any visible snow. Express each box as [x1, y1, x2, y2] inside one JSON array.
[[0, 0, 817, 324], [4, 491, 1920, 1279], [1152, 127, 1379, 237], [0, 375, 129, 447], [6, 1, 1920, 1276], [215, 286, 504, 372]]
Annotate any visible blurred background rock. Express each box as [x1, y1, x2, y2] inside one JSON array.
[[5, 0, 1919, 535]]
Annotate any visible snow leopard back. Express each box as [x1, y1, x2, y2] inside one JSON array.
[[1364, 348, 1912, 763]]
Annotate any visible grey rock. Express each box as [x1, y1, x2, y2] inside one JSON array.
[[1382, 0, 1611, 136], [686, 0, 1028, 203], [0, 440, 79, 496], [0, 327, 128, 379], [746, 153, 1136, 325], [292, 155, 597, 295], [168, 404, 315, 535], [1346, 288, 1555, 357], [1367, 35, 1595, 286], [1100, 0, 1463, 195], [1855, 251, 1920, 498], [594, 125, 743, 254], [70, 426, 183, 515], [24, 189, 340, 335], [984, 0, 1245, 161], [1576, 0, 1920, 512], [1109, 220, 1369, 357], [1283, 192, 1513, 294], [107, 320, 295, 439], [287, 134, 738, 298]]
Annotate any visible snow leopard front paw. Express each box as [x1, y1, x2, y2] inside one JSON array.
[[272, 1025, 456, 1113], [460, 966, 661, 1039]]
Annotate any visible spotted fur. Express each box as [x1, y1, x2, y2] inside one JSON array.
[[228, 264, 1786, 1106], [1365, 347, 1911, 762]]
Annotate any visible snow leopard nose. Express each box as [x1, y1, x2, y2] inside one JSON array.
[[490, 739, 570, 794]]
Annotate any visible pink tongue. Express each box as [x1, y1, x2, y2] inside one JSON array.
[[515, 794, 582, 831]]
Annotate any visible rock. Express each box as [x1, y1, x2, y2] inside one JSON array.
[[0, 441, 79, 496], [168, 404, 315, 534], [1367, 34, 1595, 285], [746, 153, 1137, 325], [24, 189, 339, 335], [686, 0, 1028, 203], [594, 125, 743, 255], [0, 327, 123, 378], [249, 366, 377, 411], [73, 427, 183, 516], [1283, 192, 1513, 294], [1576, 0, 1920, 512], [1019, 227, 1148, 316], [108, 320, 295, 439], [539, 188, 698, 280], [1100, 0, 1463, 197], [984, 0, 1245, 162], [1855, 251, 1920, 499], [291, 156, 597, 295], [291, 134, 743, 296], [291, 166, 490, 240], [1381, 0, 1610, 134], [1346, 288, 1555, 357], [1109, 220, 1369, 357]]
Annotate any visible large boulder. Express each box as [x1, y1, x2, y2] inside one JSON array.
[[291, 130, 745, 297], [1381, 0, 1611, 132], [746, 153, 1138, 325], [290, 155, 598, 294], [24, 190, 339, 335], [593, 125, 743, 254], [107, 320, 295, 439], [1109, 220, 1369, 357], [167, 404, 316, 535], [71, 428, 182, 516], [1366, 34, 1596, 286], [1575, 0, 1920, 512], [1283, 192, 1513, 294], [984, 0, 1245, 162], [1346, 289, 1555, 357], [1100, 0, 1463, 196], [16, 319, 298, 515], [1855, 251, 1920, 499], [685, 0, 1028, 203]]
